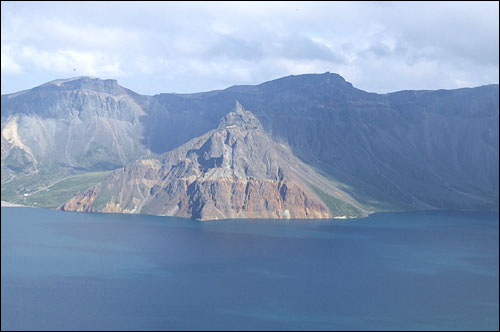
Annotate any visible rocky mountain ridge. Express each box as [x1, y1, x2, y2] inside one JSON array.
[[2, 73, 498, 213], [60, 102, 367, 220]]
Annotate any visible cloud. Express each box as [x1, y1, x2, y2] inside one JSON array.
[[276, 35, 344, 63], [2, 44, 123, 77], [1, 45, 22, 73], [1, 1, 498, 95], [205, 35, 264, 61]]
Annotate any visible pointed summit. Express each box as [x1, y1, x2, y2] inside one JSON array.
[[218, 101, 262, 130], [234, 100, 245, 114], [61, 98, 367, 220]]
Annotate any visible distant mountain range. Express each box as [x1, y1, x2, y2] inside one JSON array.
[[1, 73, 498, 219]]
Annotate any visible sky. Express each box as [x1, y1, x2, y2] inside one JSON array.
[[1, 1, 499, 95]]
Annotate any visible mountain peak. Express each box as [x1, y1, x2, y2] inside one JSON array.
[[218, 101, 262, 130], [234, 100, 245, 114], [255, 72, 353, 92], [38, 76, 123, 94], [60, 98, 362, 219]]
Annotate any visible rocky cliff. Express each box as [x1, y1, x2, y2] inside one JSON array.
[[60, 102, 367, 220], [1, 77, 148, 181], [3, 73, 498, 212]]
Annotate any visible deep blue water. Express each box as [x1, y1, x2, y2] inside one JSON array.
[[1, 207, 498, 331]]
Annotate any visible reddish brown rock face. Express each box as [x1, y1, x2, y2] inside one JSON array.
[[60, 187, 99, 212], [60, 102, 366, 220], [162, 178, 331, 220]]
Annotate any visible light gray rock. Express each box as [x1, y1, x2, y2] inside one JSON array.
[[60, 102, 367, 220]]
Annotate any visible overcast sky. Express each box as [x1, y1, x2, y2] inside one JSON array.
[[1, 1, 498, 95]]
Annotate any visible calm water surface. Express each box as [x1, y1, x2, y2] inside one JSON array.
[[1, 207, 498, 331]]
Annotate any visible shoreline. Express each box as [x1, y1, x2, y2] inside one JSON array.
[[1, 201, 31, 208]]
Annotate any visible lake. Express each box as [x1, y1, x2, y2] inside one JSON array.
[[1, 207, 498, 331]]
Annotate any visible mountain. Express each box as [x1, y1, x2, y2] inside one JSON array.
[[2, 73, 498, 213], [1, 77, 148, 177], [60, 102, 368, 219], [141, 75, 499, 211], [1, 77, 150, 207]]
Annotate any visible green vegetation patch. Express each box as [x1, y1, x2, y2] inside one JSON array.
[[309, 184, 364, 218], [3, 147, 35, 172], [75, 142, 123, 170], [1, 170, 113, 208], [92, 184, 113, 210]]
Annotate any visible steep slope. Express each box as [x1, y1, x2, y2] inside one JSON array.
[[1, 77, 148, 179], [60, 102, 368, 220], [1, 77, 150, 205], [2, 73, 498, 212], [141, 75, 499, 211]]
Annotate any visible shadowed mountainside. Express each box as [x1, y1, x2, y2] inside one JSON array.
[[2, 73, 498, 213], [60, 102, 368, 220], [140, 73, 499, 211]]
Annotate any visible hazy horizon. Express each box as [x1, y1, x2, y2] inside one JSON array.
[[2, 2, 498, 95], [3, 71, 500, 98]]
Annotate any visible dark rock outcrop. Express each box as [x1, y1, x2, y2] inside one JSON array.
[[3, 73, 498, 212], [60, 102, 367, 220]]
